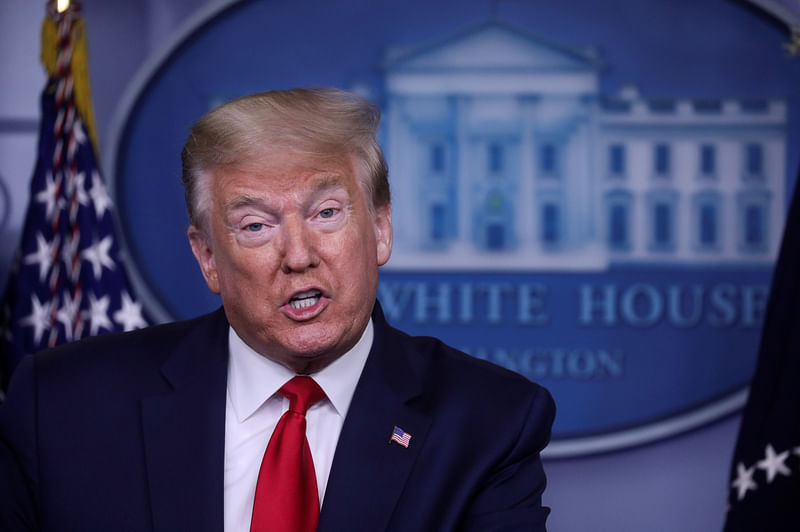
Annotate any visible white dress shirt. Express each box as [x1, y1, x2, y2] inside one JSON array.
[[223, 320, 373, 532]]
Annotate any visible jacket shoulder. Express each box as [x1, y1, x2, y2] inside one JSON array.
[[388, 325, 554, 412], [17, 310, 227, 390]]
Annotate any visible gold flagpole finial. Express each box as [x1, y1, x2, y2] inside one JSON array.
[[49, 0, 81, 17]]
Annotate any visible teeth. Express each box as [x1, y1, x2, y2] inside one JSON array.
[[289, 290, 321, 310], [293, 290, 319, 299]]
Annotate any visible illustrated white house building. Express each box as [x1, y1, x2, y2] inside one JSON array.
[[379, 22, 786, 270]]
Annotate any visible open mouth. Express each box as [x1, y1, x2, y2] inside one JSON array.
[[289, 289, 322, 310]]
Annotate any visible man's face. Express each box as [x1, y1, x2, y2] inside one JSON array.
[[188, 150, 392, 373]]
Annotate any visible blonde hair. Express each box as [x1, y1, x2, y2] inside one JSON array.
[[181, 87, 390, 228]]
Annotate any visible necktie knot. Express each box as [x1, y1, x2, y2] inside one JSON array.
[[280, 376, 325, 416]]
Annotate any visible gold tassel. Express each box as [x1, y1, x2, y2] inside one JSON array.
[[40, 15, 58, 78], [40, 12, 101, 156]]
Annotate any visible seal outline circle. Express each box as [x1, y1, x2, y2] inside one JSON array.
[[104, 0, 755, 458]]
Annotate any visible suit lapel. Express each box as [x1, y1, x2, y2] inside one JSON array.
[[318, 303, 432, 532], [140, 309, 229, 532]]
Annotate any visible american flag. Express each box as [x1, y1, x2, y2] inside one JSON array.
[[0, 1, 146, 390], [391, 426, 412, 448], [723, 164, 800, 531]]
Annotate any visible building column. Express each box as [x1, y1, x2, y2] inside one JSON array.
[[454, 95, 472, 250], [518, 96, 538, 250]]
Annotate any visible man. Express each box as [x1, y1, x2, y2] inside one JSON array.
[[0, 88, 555, 531]]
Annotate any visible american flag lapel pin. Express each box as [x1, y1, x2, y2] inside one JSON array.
[[390, 426, 411, 448]]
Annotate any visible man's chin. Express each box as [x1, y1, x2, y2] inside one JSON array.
[[272, 336, 350, 372]]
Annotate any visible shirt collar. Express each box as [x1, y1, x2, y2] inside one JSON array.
[[227, 319, 373, 423]]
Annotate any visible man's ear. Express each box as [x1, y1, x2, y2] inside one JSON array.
[[188, 225, 221, 294], [374, 204, 393, 267]]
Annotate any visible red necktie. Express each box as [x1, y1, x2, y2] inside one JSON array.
[[250, 376, 326, 532]]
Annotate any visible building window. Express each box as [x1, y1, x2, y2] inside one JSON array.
[[653, 202, 672, 246], [654, 143, 671, 177], [539, 142, 559, 177], [541, 203, 560, 245], [488, 143, 504, 174], [699, 204, 717, 246], [737, 191, 770, 253], [609, 144, 626, 177], [487, 224, 505, 250], [745, 143, 764, 178], [647, 190, 678, 251], [430, 143, 445, 173], [609, 204, 628, 249], [744, 205, 764, 246], [606, 190, 633, 251], [700, 144, 716, 178], [482, 190, 514, 251], [431, 203, 446, 242], [693, 192, 722, 251]]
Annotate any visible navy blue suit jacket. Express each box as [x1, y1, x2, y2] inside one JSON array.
[[0, 301, 555, 531]]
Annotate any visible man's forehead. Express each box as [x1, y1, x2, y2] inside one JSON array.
[[239, 143, 352, 170], [204, 148, 370, 212], [223, 147, 354, 178]]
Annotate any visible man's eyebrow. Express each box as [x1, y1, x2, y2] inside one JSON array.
[[309, 174, 349, 194], [223, 174, 351, 212], [224, 194, 269, 212]]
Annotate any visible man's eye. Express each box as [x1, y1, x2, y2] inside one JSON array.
[[319, 208, 337, 219], [245, 223, 263, 232]]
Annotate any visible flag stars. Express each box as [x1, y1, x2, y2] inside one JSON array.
[[66, 171, 90, 207], [6, 38, 148, 360], [56, 292, 82, 342], [20, 294, 54, 345], [756, 444, 792, 483], [730, 442, 800, 505], [24, 232, 56, 282], [88, 171, 112, 218], [82, 235, 115, 279], [113, 291, 146, 332], [732, 462, 758, 501], [69, 118, 87, 158], [85, 293, 112, 336], [61, 232, 82, 281], [35, 171, 63, 220]]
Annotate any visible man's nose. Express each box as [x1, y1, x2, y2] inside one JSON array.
[[279, 217, 319, 273]]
